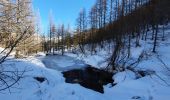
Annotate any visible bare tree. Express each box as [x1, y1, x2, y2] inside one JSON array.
[[0, 0, 34, 91], [0, 0, 34, 63], [109, 0, 114, 23], [61, 24, 65, 55], [76, 8, 87, 54]]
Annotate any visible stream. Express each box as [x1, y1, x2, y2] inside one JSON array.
[[39, 55, 114, 93]]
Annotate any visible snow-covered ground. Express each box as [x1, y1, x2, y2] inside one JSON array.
[[39, 55, 87, 71], [0, 25, 170, 100], [0, 55, 170, 100]]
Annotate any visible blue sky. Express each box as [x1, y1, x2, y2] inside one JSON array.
[[33, 0, 95, 33]]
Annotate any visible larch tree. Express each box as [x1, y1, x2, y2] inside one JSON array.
[[0, 0, 35, 62], [76, 8, 87, 54], [0, 0, 35, 92], [61, 24, 65, 56]]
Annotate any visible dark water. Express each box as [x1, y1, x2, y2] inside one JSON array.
[[62, 65, 114, 93]]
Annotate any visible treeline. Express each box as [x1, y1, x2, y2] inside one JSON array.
[[44, 0, 150, 55], [85, 0, 170, 46], [43, 21, 73, 55], [41, 0, 170, 71], [74, 0, 170, 70]]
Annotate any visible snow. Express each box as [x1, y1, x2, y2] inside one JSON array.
[[0, 57, 109, 100], [113, 70, 136, 83], [0, 47, 5, 57], [0, 58, 64, 100], [35, 52, 46, 57], [1, 48, 170, 100], [105, 76, 170, 100], [131, 46, 144, 59], [64, 24, 170, 100], [0, 24, 170, 100], [0, 47, 15, 59], [65, 47, 110, 68], [39, 55, 86, 71], [0, 47, 3, 52]]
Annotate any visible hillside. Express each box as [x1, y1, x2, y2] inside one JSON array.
[[0, 23, 170, 100], [0, 0, 170, 100]]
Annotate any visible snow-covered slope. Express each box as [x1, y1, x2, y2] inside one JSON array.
[[0, 24, 170, 100], [0, 55, 170, 100]]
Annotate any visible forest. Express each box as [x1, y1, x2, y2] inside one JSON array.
[[0, 0, 170, 100], [42, 0, 170, 71]]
